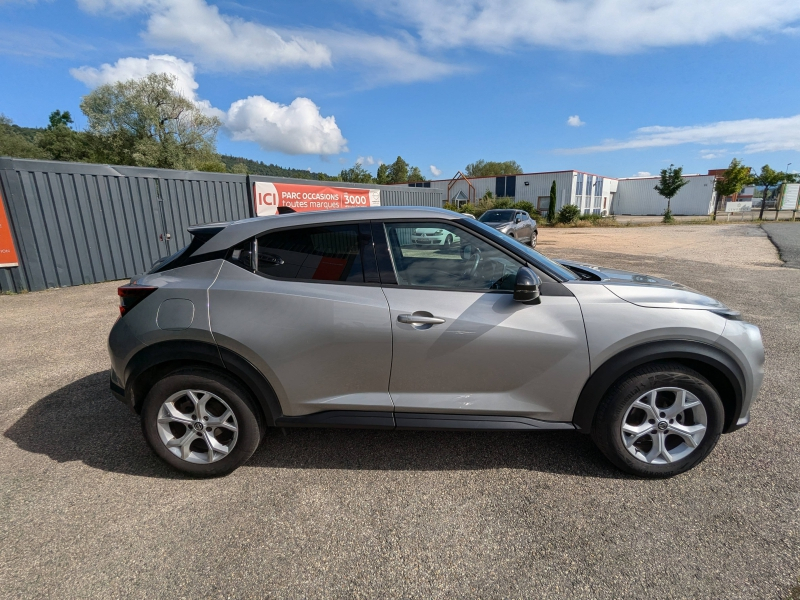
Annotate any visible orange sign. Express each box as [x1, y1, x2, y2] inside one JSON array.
[[254, 182, 380, 217], [0, 189, 19, 268]]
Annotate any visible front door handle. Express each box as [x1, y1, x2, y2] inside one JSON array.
[[398, 313, 446, 325]]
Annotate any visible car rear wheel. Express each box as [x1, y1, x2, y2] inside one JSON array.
[[529, 231, 537, 248], [591, 363, 724, 478], [141, 369, 263, 477]]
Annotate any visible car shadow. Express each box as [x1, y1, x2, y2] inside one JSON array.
[[5, 371, 630, 480]]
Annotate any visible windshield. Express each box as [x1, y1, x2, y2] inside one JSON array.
[[479, 210, 515, 223], [461, 218, 577, 281]]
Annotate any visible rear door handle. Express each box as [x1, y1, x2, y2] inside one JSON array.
[[398, 314, 446, 325]]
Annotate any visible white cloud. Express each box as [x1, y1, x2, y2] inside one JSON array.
[[71, 54, 347, 155], [77, 0, 456, 83], [369, 0, 800, 54], [567, 115, 585, 127], [71, 54, 200, 99], [700, 149, 728, 159], [356, 156, 375, 165], [223, 95, 347, 156], [430, 165, 442, 176], [560, 114, 800, 155], [634, 171, 652, 177]]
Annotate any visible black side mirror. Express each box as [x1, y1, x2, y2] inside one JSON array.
[[514, 267, 541, 303]]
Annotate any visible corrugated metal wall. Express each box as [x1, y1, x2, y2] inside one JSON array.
[[0, 159, 443, 292], [613, 175, 716, 216], [0, 158, 249, 293]]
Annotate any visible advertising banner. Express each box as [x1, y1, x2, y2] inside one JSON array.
[[0, 190, 19, 268], [254, 181, 380, 217], [780, 183, 800, 210], [724, 201, 752, 213]]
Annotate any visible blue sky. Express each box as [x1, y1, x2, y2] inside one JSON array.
[[2, 0, 800, 179]]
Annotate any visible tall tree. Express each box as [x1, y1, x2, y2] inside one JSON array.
[[339, 162, 374, 183], [408, 166, 426, 182], [654, 164, 689, 221], [465, 159, 523, 177], [375, 163, 390, 185], [80, 73, 222, 170], [387, 156, 409, 184], [47, 110, 74, 130], [37, 109, 95, 162], [714, 158, 751, 202], [548, 180, 557, 223], [751, 164, 795, 220]]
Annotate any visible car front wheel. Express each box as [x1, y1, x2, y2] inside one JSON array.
[[591, 363, 724, 478], [529, 231, 537, 248], [141, 368, 263, 477]]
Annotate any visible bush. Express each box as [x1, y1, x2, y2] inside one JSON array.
[[442, 202, 460, 212], [460, 203, 477, 216], [662, 208, 674, 223], [557, 204, 581, 224], [578, 213, 602, 224], [513, 200, 535, 214], [493, 197, 514, 209]]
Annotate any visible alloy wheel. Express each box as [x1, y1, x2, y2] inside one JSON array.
[[621, 387, 707, 464], [156, 389, 239, 464]]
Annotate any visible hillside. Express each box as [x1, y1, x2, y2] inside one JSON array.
[[219, 154, 329, 179]]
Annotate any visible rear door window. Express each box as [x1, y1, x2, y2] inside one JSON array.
[[255, 224, 369, 282]]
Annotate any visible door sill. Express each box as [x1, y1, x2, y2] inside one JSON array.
[[275, 411, 573, 431], [395, 413, 574, 431]]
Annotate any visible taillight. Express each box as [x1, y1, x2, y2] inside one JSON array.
[[118, 284, 158, 317]]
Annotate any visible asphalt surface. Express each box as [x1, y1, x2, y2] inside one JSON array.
[[1, 224, 798, 599], [762, 223, 800, 269]]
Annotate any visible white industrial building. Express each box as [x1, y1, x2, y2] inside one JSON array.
[[401, 170, 718, 216]]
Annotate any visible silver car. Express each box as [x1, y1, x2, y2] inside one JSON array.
[[479, 209, 538, 247], [108, 207, 763, 478]]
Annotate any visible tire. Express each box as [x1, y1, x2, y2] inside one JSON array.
[[141, 368, 264, 477], [590, 362, 724, 478], [529, 231, 538, 248], [444, 234, 453, 247]]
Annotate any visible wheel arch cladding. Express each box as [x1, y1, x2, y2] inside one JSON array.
[[123, 340, 280, 426], [572, 340, 745, 434]]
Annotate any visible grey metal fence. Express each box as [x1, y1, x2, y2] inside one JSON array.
[[0, 158, 250, 293], [0, 158, 443, 293]]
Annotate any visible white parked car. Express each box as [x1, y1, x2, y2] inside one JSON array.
[[410, 227, 458, 247]]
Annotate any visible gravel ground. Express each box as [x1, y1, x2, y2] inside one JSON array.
[[762, 223, 800, 269], [1, 223, 798, 599]]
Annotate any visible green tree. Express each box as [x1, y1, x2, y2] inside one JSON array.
[[80, 73, 223, 170], [339, 162, 374, 183], [654, 164, 689, 222], [0, 115, 48, 159], [387, 156, 409, 184], [375, 163, 390, 185], [408, 165, 426, 182], [36, 110, 95, 163], [548, 180, 557, 223], [751, 164, 795, 220], [230, 162, 248, 175], [714, 158, 751, 201], [47, 110, 74, 130], [465, 159, 523, 177]]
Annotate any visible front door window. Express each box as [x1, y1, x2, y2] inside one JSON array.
[[383, 221, 522, 291]]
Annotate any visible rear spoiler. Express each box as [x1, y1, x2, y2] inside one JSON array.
[[187, 222, 229, 241], [148, 222, 230, 274]]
